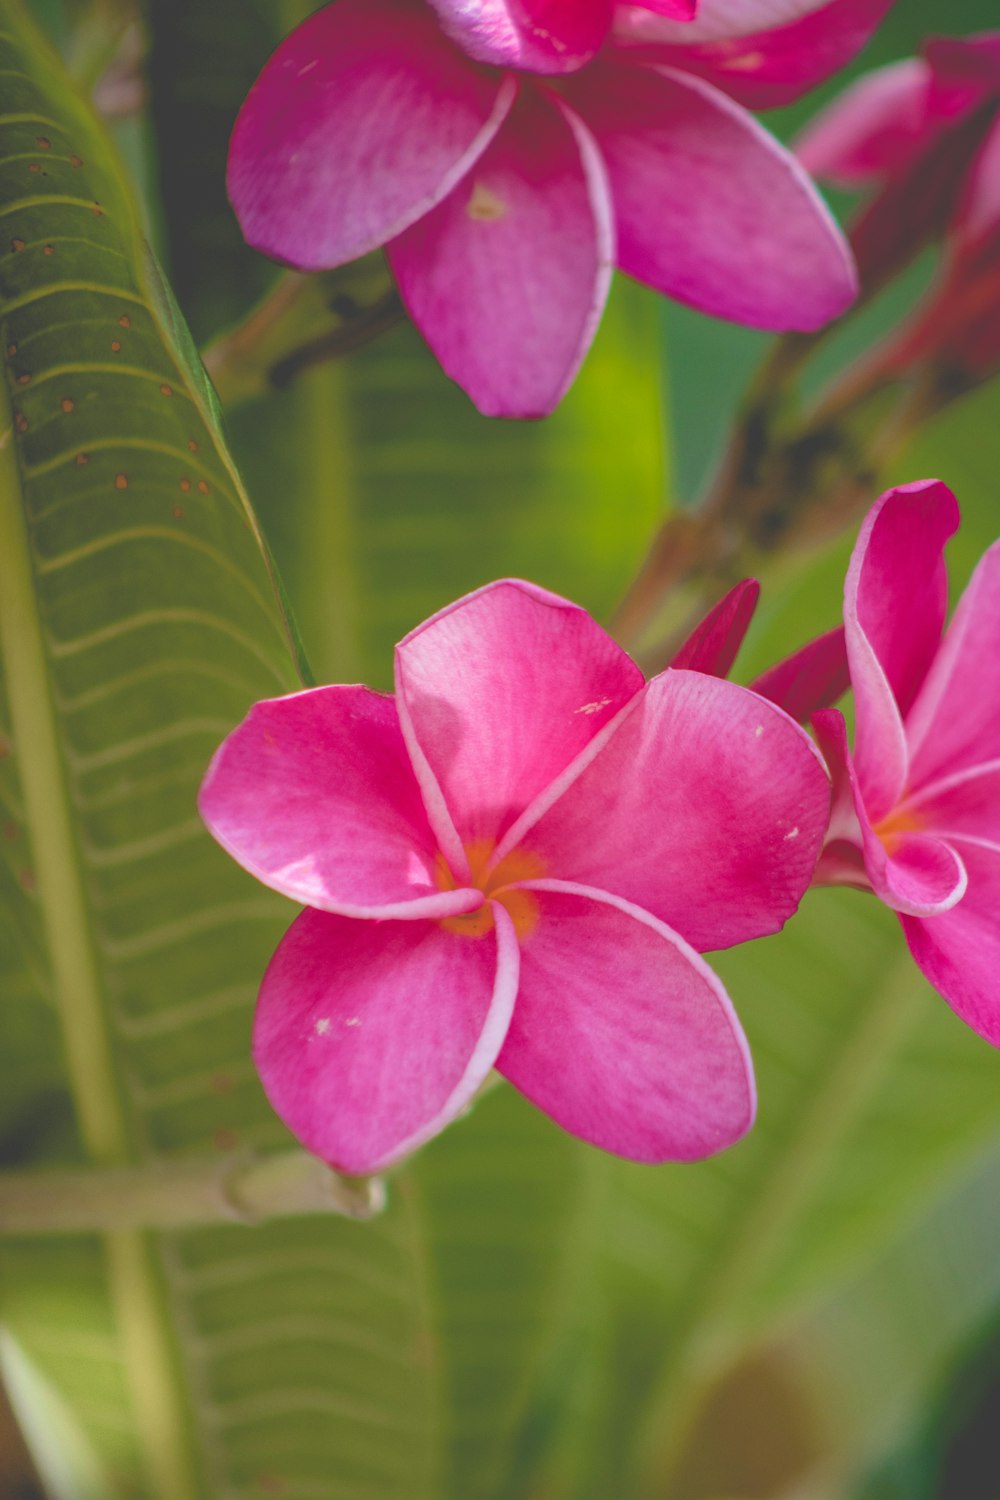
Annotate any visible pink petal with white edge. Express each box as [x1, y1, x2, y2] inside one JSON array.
[[617, 0, 898, 111], [669, 579, 759, 677], [751, 626, 849, 723], [254, 904, 520, 1174], [810, 711, 966, 917], [571, 63, 856, 331], [797, 59, 933, 186], [902, 837, 1000, 1046], [395, 579, 643, 864], [227, 0, 515, 272], [496, 882, 754, 1162], [199, 686, 480, 920], [906, 539, 1000, 791], [521, 670, 830, 952], [428, 0, 612, 74], [903, 760, 1000, 846], [388, 88, 614, 417], [845, 480, 959, 821]]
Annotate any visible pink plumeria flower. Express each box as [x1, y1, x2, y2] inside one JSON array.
[[798, 31, 1000, 292], [813, 480, 1000, 1046], [199, 580, 831, 1174], [227, 0, 884, 417]]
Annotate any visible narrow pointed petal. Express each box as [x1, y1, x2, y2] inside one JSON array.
[[573, 63, 856, 331], [254, 904, 520, 1173], [845, 480, 959, 821], [395, 579, 643, 857], [199, 686, 480, 920], [496, 882, 755, 1161], [906, 539, 1000, 789], [522, 671, 830, 952], [428, 0, 612, 73], [901, 838, 1000, 1046], [228, 0, 515, 271], [810, 708, 867, 887], [669, 579, 759, 677], [614, 0, 897, 107], [751, 625, 849, 723], [796, 59, 934, 186], [388, 90, 614, 416]]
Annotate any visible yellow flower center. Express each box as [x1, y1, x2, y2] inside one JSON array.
[[435, 838, 545, 941], [873, 804, 924, 856]]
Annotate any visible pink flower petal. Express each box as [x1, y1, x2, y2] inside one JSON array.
[[253, 904, 520, 1173], [388, 89, 614, 416], [955, 114, 1000, 251], [616, 0, 855, 45], [394, 580, 644, 866], [495, 881, 755, 1161], [199, 686, 481, 920], [669, 579, 760, 676], [845, 480, 959, 821], [906, 538, 1000, 790], [810, 708, 867, 887], [796, 58, 934, 186], [228, 0, 515, 271], [572, 62, 857, 330], [901, 837, 1000, 1046], [902, 759, 1000, 845], [751, 625, 849, 723], [520, 670, 830, 952], [428, 0, 612, 73]]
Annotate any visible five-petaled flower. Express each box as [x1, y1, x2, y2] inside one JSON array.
[[814, 480, 1000, 1046], [200, 581, 831, 1173], [226, 0, 890, 416]]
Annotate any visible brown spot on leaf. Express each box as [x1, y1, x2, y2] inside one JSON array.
[[198, 480, 210, 495], [18, 870, 35, 892], [36, 136, 51, 150], [28, 163, 40, 175], [14, 412, 28, 434], [6, 343, 16, 359], [118, 314, 131, 329], [187, 438, 199, 452], [70, 154, 83, 168], [75, 451, 89, 466], [16, 372, 30, 386], [172, 505, 184, 520], [10, 238, 25, 253], [61, 397, 74, 413], [114, 472, 128, 490], [91, 202, 103, 217], [159, 384, 173, 397], [43, 244, 54, 256], [179, 478, 191, 493], [110, 339, 122, 353]]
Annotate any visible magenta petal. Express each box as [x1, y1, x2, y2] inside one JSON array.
[[797, 59, 934, 186], [496, 882, 754, 1161], [906, 539, 1000, 790], [874, 832, 967, 918], [523, 671, 830, 951], [199, 686, 480, 920], [632, 0, 899, 111], [574, 62, 856, 331], [388, 89, 614, 416], [751, 626, 850, 723], [228, 0, 514, 271], [901, 838, 1000, 1046], [254, 905, 520, 1173], [845, 480, 959, 821], [904, 760, 1000, 846], [615, 0, 851, 45], [395, 580, 643, 862], [669, 579, 759, 677], [428, 0, 612, 73]]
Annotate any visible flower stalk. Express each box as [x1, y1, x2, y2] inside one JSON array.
[[0, 1151, 384, 1236]]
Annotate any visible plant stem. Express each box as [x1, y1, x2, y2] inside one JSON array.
[[0, 1151, 384, 1234]]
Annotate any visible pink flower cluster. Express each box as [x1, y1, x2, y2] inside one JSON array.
[[200, 484, 1000, 1175], [227, 0, 894, 415], [799, 32, 1000, 379]]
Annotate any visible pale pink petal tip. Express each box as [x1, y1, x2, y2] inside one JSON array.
[[429, 0, 613, 74]]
